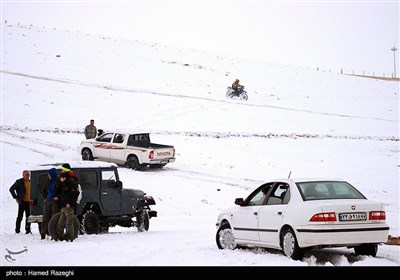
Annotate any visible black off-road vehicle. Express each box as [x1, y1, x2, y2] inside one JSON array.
[[28, 161, 157, 238]]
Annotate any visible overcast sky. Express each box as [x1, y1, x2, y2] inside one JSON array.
[[1, 0, 399, 76]]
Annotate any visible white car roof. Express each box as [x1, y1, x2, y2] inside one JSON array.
[[271, 178, 346, 183], [28, 161, 118, 171]]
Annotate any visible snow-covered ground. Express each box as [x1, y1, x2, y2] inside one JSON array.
[[1, 22, 399, 268]]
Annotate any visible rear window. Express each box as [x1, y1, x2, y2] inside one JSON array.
[[297, 181, 366, 201], [127, 134, 150, 147]]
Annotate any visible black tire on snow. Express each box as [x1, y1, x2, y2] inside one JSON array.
[[282, 228, 304, 260], [82, 211, 100, 235], [48, 212, 80, 241], [216, 223, 236, 250], [127, 156, 139, 170], [82, 149, 94, 161], [136, 210, 149, 232]]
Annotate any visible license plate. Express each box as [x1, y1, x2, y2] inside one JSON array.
[[339, 212, 367, 221]]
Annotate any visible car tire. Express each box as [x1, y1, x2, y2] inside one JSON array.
[[82, 210, 100, 235], [136, 210, 149, 232], [354, 244, 378, 257], [127, 156, 139, 170], [48, 212, 80, 240], [282, 228, 304, 260], [82, 149, 94, 161], [216, 223, 237, 250]]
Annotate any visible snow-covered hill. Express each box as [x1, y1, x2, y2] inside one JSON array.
[[1, 22, 399, 267]]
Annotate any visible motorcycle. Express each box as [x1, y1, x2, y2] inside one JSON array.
[[226, 86, 248, 101]]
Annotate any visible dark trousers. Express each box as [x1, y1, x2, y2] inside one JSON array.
[[16, 201, 30, 233], [234, 88, 242, 96], [57, 206, 75, 241], [41, 200, 60, 237]]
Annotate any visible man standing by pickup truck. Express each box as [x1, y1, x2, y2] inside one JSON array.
[[84, 119, 97, 139]]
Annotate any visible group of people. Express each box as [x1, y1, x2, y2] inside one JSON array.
[[9, 119, 100, 240], [9, 163, 80, 242], [9, 118, 98, 240]]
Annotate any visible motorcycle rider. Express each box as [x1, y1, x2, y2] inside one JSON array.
[[232, 79, 244, 96]]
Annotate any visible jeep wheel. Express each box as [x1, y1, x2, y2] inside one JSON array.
[[136, 210, 149, 232], [48, 212, 80, 241], [127, 156, 139, 170], [82, 149, 94, 161], [82, 210, 100, 234]]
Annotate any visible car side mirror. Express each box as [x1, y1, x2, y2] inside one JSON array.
[[107, 180, 122, 189], [234, 198, 244, 206], [107, 180, 116, 188]]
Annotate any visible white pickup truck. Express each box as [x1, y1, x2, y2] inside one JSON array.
[[79, 132, 175, 170]]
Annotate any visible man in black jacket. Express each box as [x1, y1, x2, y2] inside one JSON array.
[[9, 170, 32, 234], [56, 164, 79, 241]]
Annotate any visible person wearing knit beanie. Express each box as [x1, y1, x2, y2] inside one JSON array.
[[61, 163, 71, 173]]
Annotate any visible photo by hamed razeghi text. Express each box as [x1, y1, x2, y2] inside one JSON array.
[[6, 269, 74, 277]]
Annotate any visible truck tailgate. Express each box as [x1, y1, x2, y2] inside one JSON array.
[[152, 147, 174, 160]]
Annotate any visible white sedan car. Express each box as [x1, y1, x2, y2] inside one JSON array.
[[215, 178, 389, 260]]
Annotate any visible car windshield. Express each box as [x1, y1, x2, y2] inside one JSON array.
[[297, 181, 366, 201]]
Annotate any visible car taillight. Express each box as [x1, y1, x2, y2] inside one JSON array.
[[310, 212, 337, 222], [369, 211, 386, 220], [149, 150, 154, 159]]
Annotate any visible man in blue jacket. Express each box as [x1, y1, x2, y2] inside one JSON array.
[[40, 168, 61, 240]]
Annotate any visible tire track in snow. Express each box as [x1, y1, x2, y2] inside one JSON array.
[[1, 125, 398, 142], [1, 129, 71, 150], [1, 140, 54, 158], [2, 70, 397, 123], [147, 167, 261, 191]]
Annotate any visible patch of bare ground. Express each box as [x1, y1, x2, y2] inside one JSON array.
[[386, 235, 400, 245]]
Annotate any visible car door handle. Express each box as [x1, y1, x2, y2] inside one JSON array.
[[102, 192, 107, 195], [277, 212, 282, 215], [254, 212, 258, 215]]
